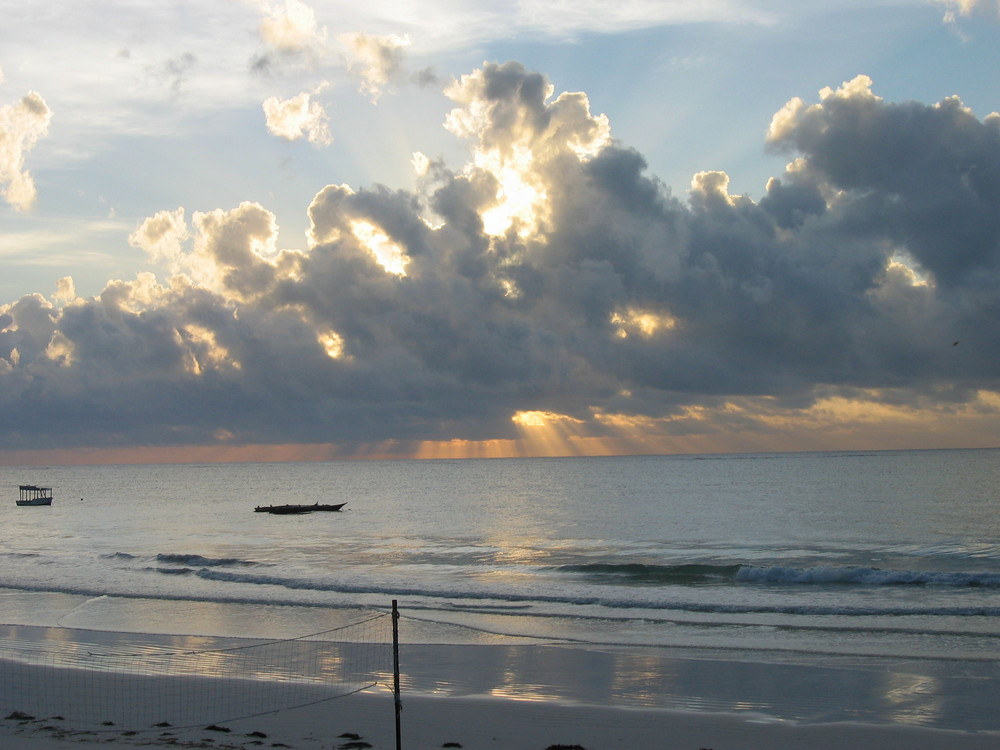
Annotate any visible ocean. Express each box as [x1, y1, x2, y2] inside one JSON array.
[[2, 449, 999, 732]]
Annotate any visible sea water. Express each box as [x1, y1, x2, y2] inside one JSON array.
[[1, 449, 999, 730]]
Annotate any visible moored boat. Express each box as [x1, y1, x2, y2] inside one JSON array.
[[254, 502, 346, 514], [17, 485, 53, 507]]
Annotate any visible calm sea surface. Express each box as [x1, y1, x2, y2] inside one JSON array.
[[2, 449, 999, 731]]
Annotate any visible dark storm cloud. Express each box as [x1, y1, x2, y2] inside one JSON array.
[[2, 64, 999, 451], [765, 76, 1000, 289]]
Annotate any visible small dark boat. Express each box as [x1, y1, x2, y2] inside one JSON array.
[[254, 502, 346, 514], [17, 485, 53, 507]]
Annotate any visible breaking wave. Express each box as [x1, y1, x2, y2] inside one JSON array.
[[555, 562, 1000, 588], [173, 567, 1000, 618], [154, 553, 261, 568], [103, 552, 262, 567]]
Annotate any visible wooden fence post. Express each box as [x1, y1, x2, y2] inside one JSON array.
[[392, 599, 402, 750]]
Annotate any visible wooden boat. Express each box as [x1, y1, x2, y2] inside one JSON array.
[[17, 485, 53, 507], [254, 502, 346, 514]]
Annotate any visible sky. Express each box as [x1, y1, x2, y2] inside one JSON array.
[[2, 0, 1000, 465]]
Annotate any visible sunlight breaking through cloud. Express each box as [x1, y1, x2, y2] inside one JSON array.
[[350, 220, 410, 275], [611, 308, 678, 339], [3, 61, 1000, 459], [445, 62, 611, 239]]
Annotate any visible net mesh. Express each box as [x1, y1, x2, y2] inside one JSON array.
[[0, 610, 394, 731]]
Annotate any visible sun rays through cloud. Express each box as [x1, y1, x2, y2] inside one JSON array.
[[3, 2, 1000, 462]]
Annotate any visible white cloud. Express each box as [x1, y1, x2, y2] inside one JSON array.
[[258, 0, 327, 55], [933, 0, 1000, 16], [129, 207, 190, 273], [0, 90, 52, 211], [52, 276, 77, 304], [0, 0, 794, 171], [262, 90, 333, 145], [340, 32, 411, 102], [131, 202, 298, 300]]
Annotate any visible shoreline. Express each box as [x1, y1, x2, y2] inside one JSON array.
[[4, 684, 1000, 750], [8, 619, 1000, 732], [2, 625, 1000, 749]]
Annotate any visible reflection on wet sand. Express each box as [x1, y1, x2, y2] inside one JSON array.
[[397, 642, 1000, 732]]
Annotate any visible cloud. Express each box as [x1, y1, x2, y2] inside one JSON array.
[[262, 90, 333, 145], [129, 207, 190, 273], [411, 67, 441, 88], [934, 0, 1000, 19], [443, 61, 611, 237], [0, 90, 53, 211], [764, 75, 1000, 289], [340, 32, 410, 102], [258, 0, 327, 55], [251, 0, 328, 75], [0, 0, 790, 176], [148, 52, 198, 96], [2, 63, 1000, 456], [510, 0, 772, 37], [130, 202, 292, 299], [933, 0, 1000, 32]]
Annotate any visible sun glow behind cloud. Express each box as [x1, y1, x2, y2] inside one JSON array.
[[497, 390, 1000, 460], [350, 219, 410, 275], [2, 386, 998, 466], [478, 146, 549, 238], [180, 324, 239, 374], [445, 63, 611, 241], [318, 329, 346, 358], [5, 40, 1000, 464], [886, 252, 931, 287], [611, 308, 678, 338]]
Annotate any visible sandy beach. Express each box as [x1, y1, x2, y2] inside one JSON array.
[[5, 687, 1000, 750], [3, 648, 1000, 750], [4, 454, 1000, 748]]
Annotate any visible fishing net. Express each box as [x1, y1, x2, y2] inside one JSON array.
[[0, 609, 395, 731]]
